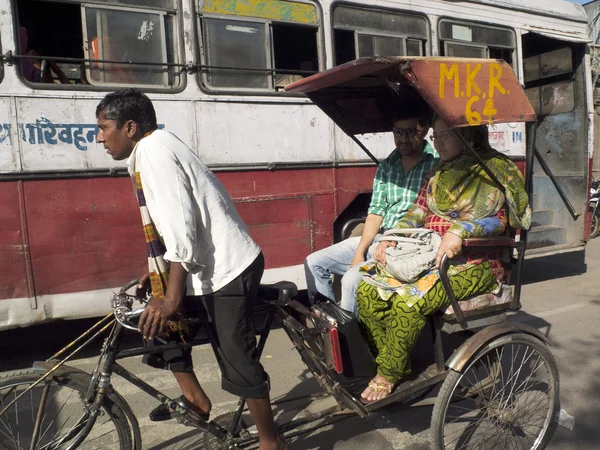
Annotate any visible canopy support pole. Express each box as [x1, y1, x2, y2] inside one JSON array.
[[350, 135, 379, 165]]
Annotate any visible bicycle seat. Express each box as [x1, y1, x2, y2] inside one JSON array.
[[258, 281, 298, 305]]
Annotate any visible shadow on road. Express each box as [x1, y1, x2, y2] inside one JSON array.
[[518, 250, 587, 285], [0, 317, 145, 372]]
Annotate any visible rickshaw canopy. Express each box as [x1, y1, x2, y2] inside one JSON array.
[[285, 57, 536, 136]]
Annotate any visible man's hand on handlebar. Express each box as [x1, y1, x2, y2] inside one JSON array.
[[138, 294, 182, 341]]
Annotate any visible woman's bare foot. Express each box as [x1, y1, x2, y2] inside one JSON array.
[[360, 374, 394, 403]]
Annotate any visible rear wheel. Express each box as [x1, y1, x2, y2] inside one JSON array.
[[431, 333, 559, 450], [0, 368, 132, 450]]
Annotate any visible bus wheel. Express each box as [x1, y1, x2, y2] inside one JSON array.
[[0, 368, 133, 450], [431, 333, 559, 450]]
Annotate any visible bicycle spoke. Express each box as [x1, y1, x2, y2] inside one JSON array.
[[502, 345, 534, 410], [39, 384, 78, 445]]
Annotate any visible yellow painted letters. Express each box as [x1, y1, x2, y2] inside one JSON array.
[[439, 64, 459, 99]]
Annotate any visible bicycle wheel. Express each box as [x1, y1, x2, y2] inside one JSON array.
[[431, 333, 559, 450], [0, 368, 133, 450]]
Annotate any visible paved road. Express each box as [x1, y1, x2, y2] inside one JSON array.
[[2, 240, 600, 449]]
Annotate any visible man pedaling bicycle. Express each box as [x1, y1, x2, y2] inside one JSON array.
[[95, 88, 287, 450]]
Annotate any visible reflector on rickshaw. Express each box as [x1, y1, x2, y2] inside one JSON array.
[[285, 57, 536, 135]]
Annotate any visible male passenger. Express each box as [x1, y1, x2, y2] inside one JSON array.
[[96, 88, 286, 450], [304, 104, 439, 314]]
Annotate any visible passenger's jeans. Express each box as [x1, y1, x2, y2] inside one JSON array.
[[304, 234, 382, 315]]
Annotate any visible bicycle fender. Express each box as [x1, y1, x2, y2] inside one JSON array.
[[446, 322, 550, 373]]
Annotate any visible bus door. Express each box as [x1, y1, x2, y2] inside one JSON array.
[[521, 33, 590, 257]]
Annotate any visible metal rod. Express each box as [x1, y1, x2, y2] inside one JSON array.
[[350, 135, 379, 164], [114, 338, 207, 360], [5, 52, 319, 76], [47, 313, 113, 362], [111, 364, 228, 440], [534, 147, 580, 221], [29, 381, 51, 450], [432, 316, 446, 372], [438, 254, 466, 327], [455, 132, 506, 196], [525, 123, 537, 203], [0, 319, 115, 418], [6, 52, 187, 68]]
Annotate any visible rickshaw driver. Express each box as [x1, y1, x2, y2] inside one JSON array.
[[304, 105, 439, 314], [96, 88, 287, 450]]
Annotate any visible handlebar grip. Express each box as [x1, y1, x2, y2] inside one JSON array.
[[120, 279, 140, 295]]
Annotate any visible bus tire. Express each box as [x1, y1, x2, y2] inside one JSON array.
[[431, 333, 559, 450], [0, 367, 133, 450]]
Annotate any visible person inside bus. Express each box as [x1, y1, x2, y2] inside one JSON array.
[[304, 99, 439, 314], [95, 88, 287, 450], [20, 26, 69, 84], [357, 118, 532, 402]]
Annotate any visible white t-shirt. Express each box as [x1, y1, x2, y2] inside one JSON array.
[[127, 130, 261, 295]]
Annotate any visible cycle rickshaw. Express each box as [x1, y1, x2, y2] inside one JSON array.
[[0, 57, 562, 450]]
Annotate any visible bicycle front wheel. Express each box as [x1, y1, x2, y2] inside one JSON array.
[[0, 368, 132, 450]]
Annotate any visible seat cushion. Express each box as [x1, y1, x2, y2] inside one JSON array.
[[443, 284, 513, 316]]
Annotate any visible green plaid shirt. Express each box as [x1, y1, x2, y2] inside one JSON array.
[[368, 142, 439, 229]]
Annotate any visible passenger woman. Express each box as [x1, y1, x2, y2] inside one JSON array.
[[357, 118, 532, 402]]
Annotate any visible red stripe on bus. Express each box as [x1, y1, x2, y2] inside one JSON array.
[[0, 167, 375, 299]]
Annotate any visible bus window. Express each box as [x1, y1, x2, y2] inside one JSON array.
[[16, 0, 180, 89], [439, 20, 515, 66], [83, 6, 177, 87], [17, 0, 84, 85], [199, 0, 320, 92], [332, 6, 428, 65], [524, 44, 575, 116]]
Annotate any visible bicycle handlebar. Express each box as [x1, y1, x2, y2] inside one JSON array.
[[112, 280, 148, 331], [119, 279, 140, 295], [123, 308, 145, 319]]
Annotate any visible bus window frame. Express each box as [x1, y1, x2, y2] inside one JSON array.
[[82, 3, 170, 89], [437, 18, 517, 71], [14, 0, 186, 93], [523, 44, 577, 117], [330, 2, 431, 65], [196, 0, 324, 96], [354, 30, 408, 59], [443, 40, 487, 59]]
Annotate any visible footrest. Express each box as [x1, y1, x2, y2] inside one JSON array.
[[258, 281, 298, 305]]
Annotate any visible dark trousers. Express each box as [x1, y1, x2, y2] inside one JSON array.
[[143, 253, 269, 398]]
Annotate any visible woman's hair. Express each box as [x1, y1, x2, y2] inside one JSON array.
[[434, 115, 493, 153], [455, 125, 493, 153]]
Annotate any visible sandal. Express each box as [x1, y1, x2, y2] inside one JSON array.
[[360, 378, 394, 404], [149, 395, 210, 422]]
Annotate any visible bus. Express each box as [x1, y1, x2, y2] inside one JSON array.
[[0, 0, 592, 331]]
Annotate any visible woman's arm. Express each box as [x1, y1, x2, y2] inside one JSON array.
[[447, 209, 508, 240]]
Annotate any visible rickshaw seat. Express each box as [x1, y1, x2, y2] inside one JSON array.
[[439, 284, 514, 333], [437, 232, 523, 332], [258, 281, 298, 305]]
